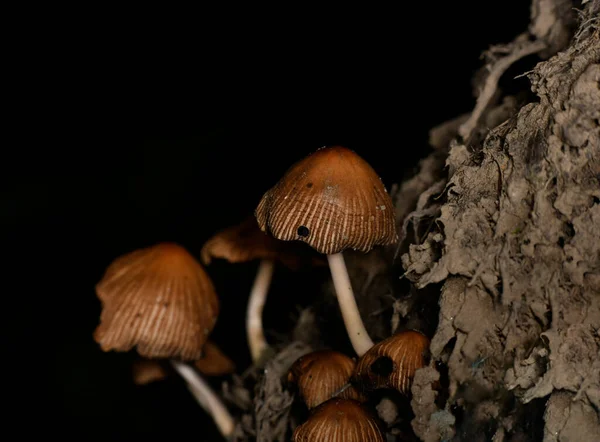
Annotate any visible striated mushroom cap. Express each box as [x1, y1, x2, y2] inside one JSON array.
[[201, 216, 323, 270], [353, 330, 430, 394], [292, 398, 385, 441], [287, 350, 366, 409], [94, 242, 219, 360], [255, 146, 397, 255]]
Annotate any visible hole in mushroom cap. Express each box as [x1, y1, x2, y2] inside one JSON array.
[[297, 226, 310, 237], [370, 356, 394, 377]]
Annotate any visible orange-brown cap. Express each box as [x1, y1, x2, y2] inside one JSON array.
[[193, 340, 236, 376], [353, 330, 430, 394], [200, 216, 323, 270], [94, 242, 219, 360], [292, 398, 385, 442], [255, 146, 397, 255], [287, 350, 366, 409]]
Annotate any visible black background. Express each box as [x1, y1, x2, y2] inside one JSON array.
[[7, 3, 531, 440]]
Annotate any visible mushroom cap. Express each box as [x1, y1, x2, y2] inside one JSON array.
[[292, 398, 385, 442], [287, 350, 366, 409], [352, 330, 430, 394], [193, 340, 236, 376], [200, 216, 324, 270], [255, 145, 397, 255], [94, 242, 219, 360]]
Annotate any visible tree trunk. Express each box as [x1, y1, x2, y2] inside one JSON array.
[[400, 1, 600, 441]]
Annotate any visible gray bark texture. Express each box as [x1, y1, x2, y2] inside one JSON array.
[[400, 1, 600, 441]]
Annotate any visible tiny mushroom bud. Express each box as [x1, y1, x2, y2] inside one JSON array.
[[201, 215, 323, 364], [193, 340, 236, 376], [132, 358, 168, 386], [292, 398, 385, 442], [353, 330, 430, 395], [255, 145, 397, 356], [287, 350, 366, 409], [132, 340, 235, 386], [94, 243, 234, 439]]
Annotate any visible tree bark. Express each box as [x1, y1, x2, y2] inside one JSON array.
[[401, 1, 600, 441]]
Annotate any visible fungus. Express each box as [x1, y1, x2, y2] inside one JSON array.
[[352, 329, 430, 395], [287, 349, 365, 409], [201, 215, 323, 363], [255, 145, 397, 356], [292, 398, 385, 441], [94, 242, 234, 439]]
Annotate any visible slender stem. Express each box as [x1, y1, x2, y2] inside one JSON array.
[[327, 252, 374, 356], [246, 259, 275, 363], [171, 360, 234, 439]]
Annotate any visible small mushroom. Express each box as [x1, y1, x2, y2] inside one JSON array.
[[255, 145, 397, 356], [353, 329, 430, 395], [292, 398, 385, 442], [287, 350, 365, 409], [201, 215, 323, 363], [132, 340, 235, 385], [94, 243, 234, 439]]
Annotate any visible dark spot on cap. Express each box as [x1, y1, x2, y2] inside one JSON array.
[[297, 226, 310, 237], [370, 356, 394, 377], [306, 182, 313, 188]]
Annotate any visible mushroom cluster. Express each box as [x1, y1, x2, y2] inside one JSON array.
[[286, 330, 430, 440], [92, 145, 430, 441]]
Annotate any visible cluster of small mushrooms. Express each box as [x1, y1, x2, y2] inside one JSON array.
[[93, 146, 431, 441]]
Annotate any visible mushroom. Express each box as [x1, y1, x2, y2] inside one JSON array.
[[255, 145, 397, 356], [94, 242, 234, 439], [292, 398, 385, 441], [287, 349, 366, 409], [352, 329, 430, 395], [132, 340, 236, 385], [201, 215, 323, 363]]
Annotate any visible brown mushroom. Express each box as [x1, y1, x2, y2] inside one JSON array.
[[94, 243, 233, 438], [287, 350, 366, 409], [353, 329, 430, 395], [201, 215, 323, 363], [292, 398, 385, 442], [255, 145, 397, 356]]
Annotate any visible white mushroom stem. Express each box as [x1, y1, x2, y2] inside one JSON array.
[[327, 252, 374, 356], [171, 360, 235, 439], [246, 259, 275, 363]]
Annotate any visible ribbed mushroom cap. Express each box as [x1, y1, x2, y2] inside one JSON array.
[[200, 216, 323, 270], [94, 242, 219, 360], [353, 330, 430, 394], [193, 340, 236, 376], [287, 350, 366, 409], [292, 398, 385, 442], [255, 146, 397, 255]]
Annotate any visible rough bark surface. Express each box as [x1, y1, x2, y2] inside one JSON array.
[[401, 1, 600, 440]]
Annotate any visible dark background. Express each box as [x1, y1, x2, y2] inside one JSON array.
[[7, 3, 531, 440]]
